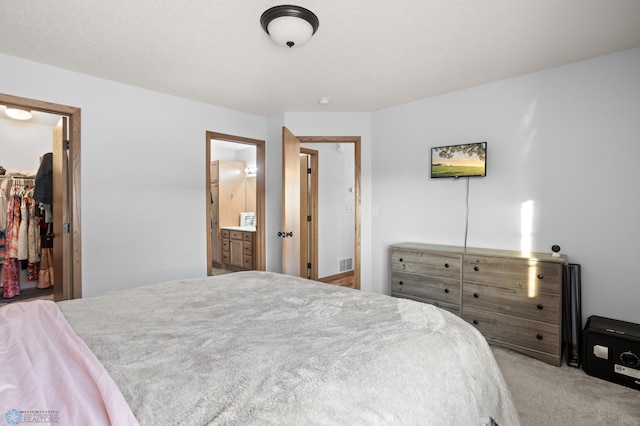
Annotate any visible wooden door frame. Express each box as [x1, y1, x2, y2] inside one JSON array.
[[0, 92, 82, 300], [298, 136, 361, 290], [300, 148, 319, 280], [206, 131, 266, 274]]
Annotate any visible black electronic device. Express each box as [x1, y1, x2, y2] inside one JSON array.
[[583, 316, 640, 390], [430, 142, 487, 179], [563, 263, 582, 367]]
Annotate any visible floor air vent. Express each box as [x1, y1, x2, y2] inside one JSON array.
[[339, 258, 353, 272]]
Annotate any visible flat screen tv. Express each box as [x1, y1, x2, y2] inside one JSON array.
[[430, 142, 487, 179]]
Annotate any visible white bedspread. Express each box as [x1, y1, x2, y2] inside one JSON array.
[[58, 271, 520, 425]]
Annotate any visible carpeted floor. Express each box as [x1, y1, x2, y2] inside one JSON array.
[[492, 346, 640, 426]]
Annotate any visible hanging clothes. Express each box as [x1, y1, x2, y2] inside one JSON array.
[[0, 185, 7, 232], [5, 186, 19, 260], [38, 212, 54, 289], [38, 247, 54, 289], [17, 189, 29, 261], [2, 259, 19, 296], [1, 179, 46, 296], [28, 189, 41, 281], [0, 231, 5, 264], [33, 153, 53, 205], [0, 181, 7, 289], [2, 186, 21, 298], [0, 183, 7, 270]]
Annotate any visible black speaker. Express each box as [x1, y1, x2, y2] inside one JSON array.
[[583, 316, 640, 391]]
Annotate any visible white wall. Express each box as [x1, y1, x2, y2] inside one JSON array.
[[0, 53, 267, 297], [4, 47, 639, 325], [300, 142, 355, 278], [235, 146, 257, 169], [0, 118, 53, 173], [372, 48, 640, 325]]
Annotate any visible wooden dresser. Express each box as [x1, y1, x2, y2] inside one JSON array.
[[390, 242, 566, 366], [221, 228, 255, 270]]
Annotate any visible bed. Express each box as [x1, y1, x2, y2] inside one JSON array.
[[1, 271, 520, 425]]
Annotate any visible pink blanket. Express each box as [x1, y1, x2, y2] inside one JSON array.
[[0, 300, 138, 426]]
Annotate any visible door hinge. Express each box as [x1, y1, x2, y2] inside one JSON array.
[[307, 262, 312, 269], [63, 223, 70, 234], [307, 167, 312, 174], [63, 140, 70, 150], [307, 215, 312, 222]]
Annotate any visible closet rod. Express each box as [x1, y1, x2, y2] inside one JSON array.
[[0, 176, 35, 184]]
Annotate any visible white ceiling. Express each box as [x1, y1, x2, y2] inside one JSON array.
[[1, 1, 640, 117]]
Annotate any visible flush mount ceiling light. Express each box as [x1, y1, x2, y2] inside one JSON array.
[[4, 106, 33, 120], [260, 5, 319, 48]]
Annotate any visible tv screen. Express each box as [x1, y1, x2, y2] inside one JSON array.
[[430, 142, 487, 179]]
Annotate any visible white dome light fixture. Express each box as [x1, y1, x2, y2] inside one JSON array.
[[260, 5, 319, 48], [4, 106, 33, 121]]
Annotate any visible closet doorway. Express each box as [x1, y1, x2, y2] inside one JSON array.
[[299, 142, 357, 288], [206, 131, 265, 275], [0, 93, 81, 301], [281, 127, 361, 290]]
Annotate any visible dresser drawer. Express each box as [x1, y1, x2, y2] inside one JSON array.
[[229, 230, 243, 240], [221, 229, 230, 238], [463, 306, 560, 357], [463, 282, 561, 324], [243, 232, 253, 242], [391, 248, 461, 280], [391, 271, 460, 306], [222, 238, 230, 251], [243, 241, 253, 256], [222, 251, 230, 264], [243, 255, 253, 269], [393, 292, 460, 316], [463, 255, 563, 294]]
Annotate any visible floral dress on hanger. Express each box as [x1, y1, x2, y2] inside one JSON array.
[[2, 186, 21, 298]]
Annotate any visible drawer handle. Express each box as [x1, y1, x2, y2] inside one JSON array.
[[473, 320, 479, 325], [399, 257, 403, 262], [537, 304, 544, 310], [473, 293, 479, 298], [474, 266, 479, 272], [537, 273, 544, 279], [536, 334, 543, 340], [444, 263, 450, 268], [444, 288, 449, 294]]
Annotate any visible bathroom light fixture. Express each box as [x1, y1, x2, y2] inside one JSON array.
[[4, 106, 32, 120], [260, 5, 319, 48]]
